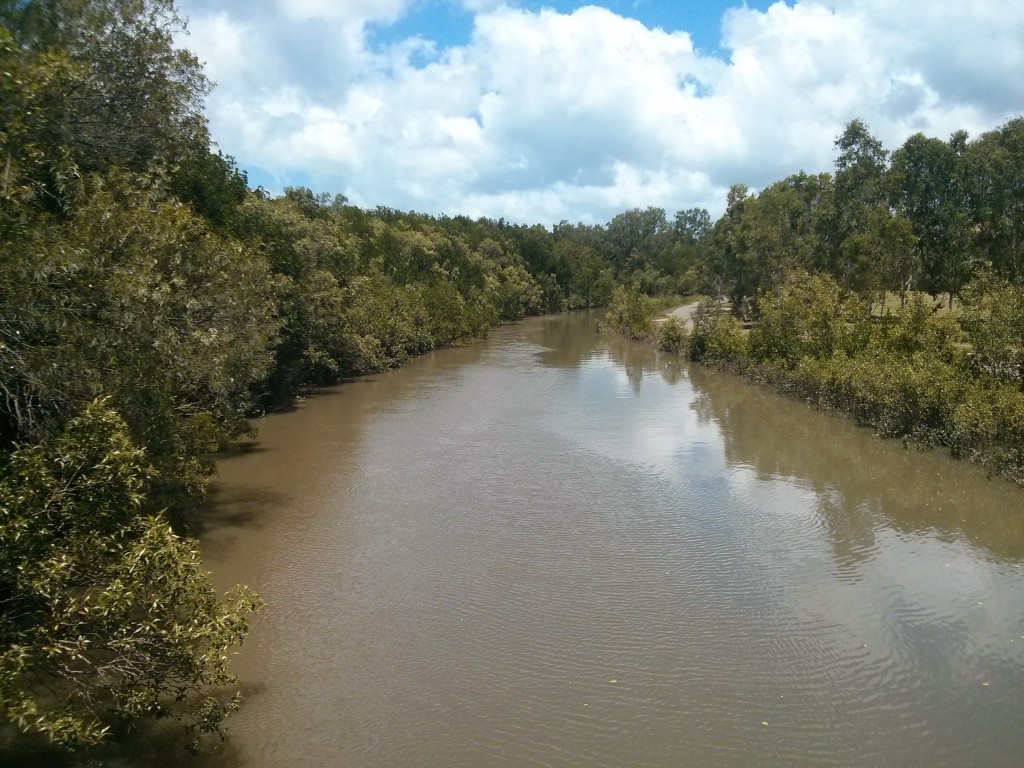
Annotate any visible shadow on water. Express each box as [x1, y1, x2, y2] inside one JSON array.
[[0, 738, 73, 768], [215, 441, 272, 460], [0, 697, 254, 768], [191, 485, 293, 562], [101, 682, 268, 768]]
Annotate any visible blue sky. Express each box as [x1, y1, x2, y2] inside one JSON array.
[[373, 1, 777, 55], [177, 0, 1023, 225]]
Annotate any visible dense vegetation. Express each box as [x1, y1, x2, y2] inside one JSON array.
[[699, 118, 1024, 308], [604, 117, 1024, 482], [0, 0, 708, 755]]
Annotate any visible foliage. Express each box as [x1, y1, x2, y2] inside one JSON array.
[[656, 316, 688, 355], [749, 270, 846, 364], [4, 0, 1024, 755], [688, 298, 747, 365], [685, 266, 1024, 481], [600, 286, 656, 340], [698, 116, 1024, 309], [958, 268, 1024, 383], [889, 132, 973, 300], [963, 118, 1024, 282], [0, 173, 278, 511], [0, 402, 261, 749], [0, 0, 210, 209]]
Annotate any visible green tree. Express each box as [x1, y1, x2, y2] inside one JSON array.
[[602, 285, 655, 339], [744, 174, 830, 298], [830, 119, 898, 294], [834, 118, 889, 225], [749, 270, 847, 364], [705, 184, 752, 301], [673, 207, 711, 243], [0, 0, 209, 198], [0, 174, 278, 508], [553, 239, 611, 308], [958, 268, 1024, 384], [962, 118, 1024, 282], [889, 132, 972, 304], [669, 207, 711, 293], [170, 150, 250, 229], [604, 207, 672, 279], [0, 402, 260, 749], [837, 205, 917, 302]]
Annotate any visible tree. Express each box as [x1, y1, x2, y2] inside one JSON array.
[[170, 150, 249, 229], [830, 119, 921, 297], [742, 173, 830, 298], [553, 239, 610, 308], [0, 0, 210, 208], [603, 207, 672, 279], [837, 205, 917, 302], [0, 174, 278, 509], [705, 184, 751, 301], [0, 401, 261, 749], [962, 118, 1024, 282], [673, 207, 711, 244], [889, 132, 972, 304], [834, 118, 889, 223], [958, 268, 1024, 383], [749, 270, 846, 364]]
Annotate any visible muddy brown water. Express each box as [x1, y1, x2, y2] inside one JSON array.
[[155, 311, 1024, 766]]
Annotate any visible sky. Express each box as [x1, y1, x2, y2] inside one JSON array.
[[175, 0, 1024, 225]]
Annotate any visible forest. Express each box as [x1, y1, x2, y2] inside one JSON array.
[[2, 0, 1023, 758], [603, 114, 1024, 484]]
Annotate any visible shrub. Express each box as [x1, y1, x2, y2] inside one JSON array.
[[602, 286, 655, 340], [749, 270, 845, 364], [689, 299, 747, 364], [0, 402, 260, 749], [656, 316, 688, 355]]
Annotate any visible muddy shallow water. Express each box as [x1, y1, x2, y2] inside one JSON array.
[[167, 311, 1024, 767]]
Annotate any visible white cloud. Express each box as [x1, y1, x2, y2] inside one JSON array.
[[177, 0, 1024, 225], [275, 0, 413, 24]]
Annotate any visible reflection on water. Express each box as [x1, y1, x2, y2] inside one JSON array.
[[100, 311, 1024, 768], [587, 322, 1024, 564], [683, 362, 1024, 563]]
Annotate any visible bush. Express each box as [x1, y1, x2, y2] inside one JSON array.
[[749, 270, 845, 364], [959, 269, 1024, 384], [685, 267, 1024, 483], [657, 316, 688, 355], [689, 299, 747, 364], [602, 286, 655, 339], [0, 402, 260, 749]]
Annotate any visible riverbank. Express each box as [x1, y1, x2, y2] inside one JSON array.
[[605, 276, 1024, 486]]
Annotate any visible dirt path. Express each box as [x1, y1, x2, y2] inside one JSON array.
[[655, 302, 700, 330]]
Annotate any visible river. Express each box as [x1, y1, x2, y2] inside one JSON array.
[[169, 311, 1024, 767]]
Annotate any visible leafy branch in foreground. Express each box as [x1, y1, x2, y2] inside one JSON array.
[[0, 401, 261, 750]]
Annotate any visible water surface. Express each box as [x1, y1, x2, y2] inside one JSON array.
[[186, 312, 1024, 766]]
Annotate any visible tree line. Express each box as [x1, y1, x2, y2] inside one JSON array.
[[700, 117, 1024, 309]]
